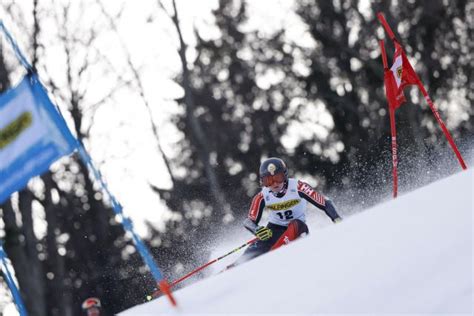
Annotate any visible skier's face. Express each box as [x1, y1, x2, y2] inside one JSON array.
[[261, 172, 285, 193], [269, 179, 285, 193], [261, 172, 285, 188]]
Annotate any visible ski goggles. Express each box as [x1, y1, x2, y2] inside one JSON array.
[[82, 297, 101, 310], [261, 173, 285, 187]]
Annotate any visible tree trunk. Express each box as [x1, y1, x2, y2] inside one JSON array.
[[41, 172, 72, 316], [169, 0, 230, 217], [18, 190, 47, 316]]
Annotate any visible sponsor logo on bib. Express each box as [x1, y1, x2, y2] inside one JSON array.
[[267, 199, 300, 211]]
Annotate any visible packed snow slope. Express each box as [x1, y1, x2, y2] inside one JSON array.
[[121, 170, 473, 315]]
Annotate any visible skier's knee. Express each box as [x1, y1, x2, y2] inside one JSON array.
[[288, 219, 308, 237]]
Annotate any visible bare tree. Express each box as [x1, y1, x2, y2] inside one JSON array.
[[97, 1, 176, 186], [157, 0, 231, 216], [0, 2, 47, 315], [2, 1, 137, 314]]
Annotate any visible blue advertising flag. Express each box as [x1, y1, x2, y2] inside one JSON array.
[[0, 21, 174, 306], [0, 74, 78, 203]]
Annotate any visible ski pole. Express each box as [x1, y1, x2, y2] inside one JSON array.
[[148, 237, 258, 299]]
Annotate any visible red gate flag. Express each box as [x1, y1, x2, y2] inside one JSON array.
[[382, 44, 400, 110], [377, 12, 467, 198], [390, 42, 419, 109]]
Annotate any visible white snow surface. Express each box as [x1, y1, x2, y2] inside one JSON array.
[[120, 169, 473, 315]]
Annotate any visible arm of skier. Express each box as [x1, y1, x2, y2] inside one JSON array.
[[297, 180, 342, 223], [243, 192, 272, 239]]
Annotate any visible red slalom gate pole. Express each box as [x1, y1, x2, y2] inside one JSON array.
[[149, 237, 258, 299], [416, 82, 467, 170], [157, 279, 176, 306], [377, 13, 396, 42], [379, 39, 399, 198], [389, 107, 399, 198]]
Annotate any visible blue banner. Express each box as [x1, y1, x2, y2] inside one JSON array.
[[0, 74, 77, 204], [0, 20, 172, 305]]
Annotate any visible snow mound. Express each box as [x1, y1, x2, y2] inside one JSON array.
[[120, 169, 473, 315]]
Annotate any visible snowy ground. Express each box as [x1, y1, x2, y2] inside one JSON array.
[[120, 169, 473, 315]]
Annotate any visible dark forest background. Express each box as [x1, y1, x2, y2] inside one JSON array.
[[0, 0, 472, 315]]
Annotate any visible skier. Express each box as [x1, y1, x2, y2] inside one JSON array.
[[233, 157, 342, 265], [81, 297, 102, 316]]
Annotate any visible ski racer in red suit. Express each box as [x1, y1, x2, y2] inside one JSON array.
[[234, 157, 342, 265]]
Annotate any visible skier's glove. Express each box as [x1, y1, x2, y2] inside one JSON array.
[[333, 217, 342, 224], [255, 226, 272, 241]]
